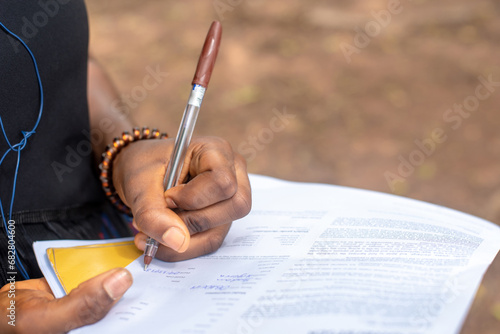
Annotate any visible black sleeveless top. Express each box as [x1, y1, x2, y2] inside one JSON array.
[[0, 0, 103, 211], [0, 1, 131, 284]]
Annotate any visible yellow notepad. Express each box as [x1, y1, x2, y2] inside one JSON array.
[[46, 240, 142, 294]]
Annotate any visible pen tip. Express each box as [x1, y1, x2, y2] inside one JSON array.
[[144, 264, 148, 271]]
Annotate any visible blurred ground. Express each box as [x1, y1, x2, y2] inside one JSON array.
[[85, 0, 500, 332]]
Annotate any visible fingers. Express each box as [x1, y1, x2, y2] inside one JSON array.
[[134, 222, 232, 261], [131, 191, 190, 253], [166, 153, 252, 234], [164, 138, 238, 211], [114, 137, 251, 255], [134, 150, 251, 260], [164, 168, 237, 211]]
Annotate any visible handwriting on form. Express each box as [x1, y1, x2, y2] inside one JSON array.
[[145, 268, 187, 275], [217, 273, 254, 282], [190, 285, 229, 291]]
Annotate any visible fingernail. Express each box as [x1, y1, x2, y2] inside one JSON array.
[[165, 197, 177, 208], [103, 269, 133, 300], [162, 227, 186, 252]]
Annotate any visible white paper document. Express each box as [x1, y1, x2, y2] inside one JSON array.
[[36, 175, 500, 334]]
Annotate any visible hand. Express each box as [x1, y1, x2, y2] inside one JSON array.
[[0, 268, 132, 334], [112, 136, 252, 261]]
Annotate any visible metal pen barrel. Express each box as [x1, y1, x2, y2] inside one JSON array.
[[163, 104, 201, 190], [143, 85, 204, 268], [143, 21, 221, 269]]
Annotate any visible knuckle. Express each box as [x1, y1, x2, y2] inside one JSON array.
[[213, 169, 237, 198], [231, 190, 252, 219], [190, 188, 210, 209], [184, 215, 208, 234]]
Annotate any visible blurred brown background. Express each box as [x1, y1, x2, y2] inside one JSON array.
[[85, 0, 500, 332]]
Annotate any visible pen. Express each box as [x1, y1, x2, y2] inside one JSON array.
[[143, 21, 222, 270]]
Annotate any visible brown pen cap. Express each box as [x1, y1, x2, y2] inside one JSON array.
[[192, 21, 222, 88]]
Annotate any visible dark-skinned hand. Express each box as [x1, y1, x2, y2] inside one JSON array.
[[112, 136, 252, 261]]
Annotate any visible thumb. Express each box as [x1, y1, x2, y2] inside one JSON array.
[[131, 184, 191, 253], [45, 268, 132, 333]]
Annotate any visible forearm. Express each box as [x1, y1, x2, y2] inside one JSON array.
[[87, 56, 135, 162]]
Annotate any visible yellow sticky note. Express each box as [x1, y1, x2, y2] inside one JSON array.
[[46, 241, 142, 294]]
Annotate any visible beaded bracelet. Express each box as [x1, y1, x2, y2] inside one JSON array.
[[99, 127, 168, 215]]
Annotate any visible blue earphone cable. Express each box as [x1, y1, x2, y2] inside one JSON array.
[[0, 21, 45, 280]]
